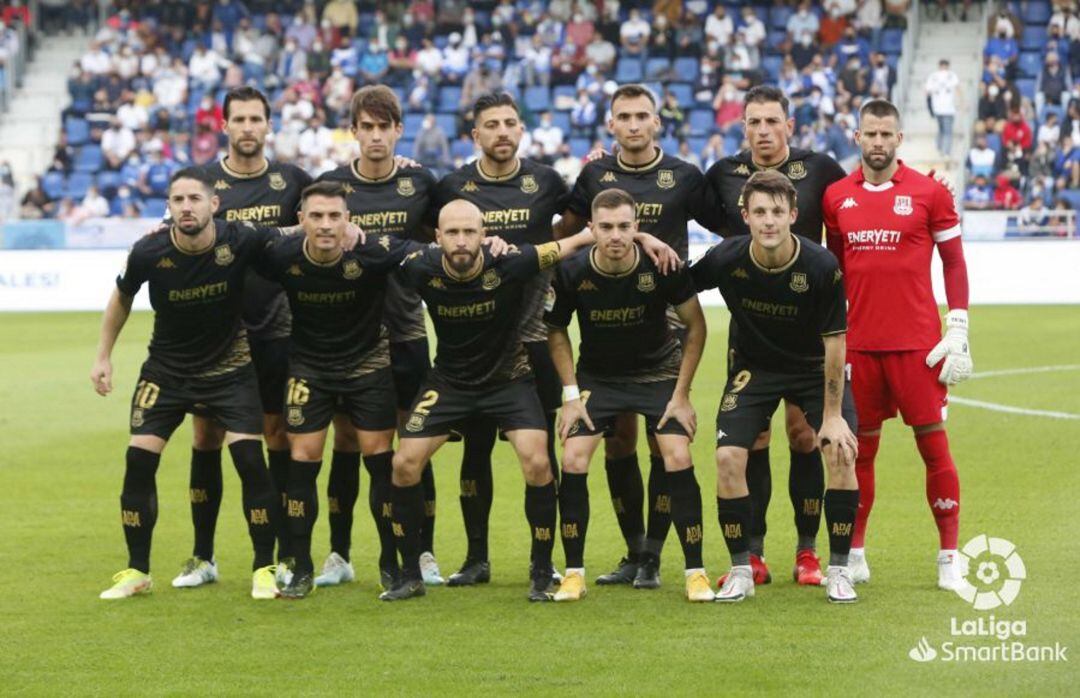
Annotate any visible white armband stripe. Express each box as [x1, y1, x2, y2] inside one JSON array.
[[932, 224, 962, 243]]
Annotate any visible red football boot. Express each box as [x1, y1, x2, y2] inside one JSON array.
[[793, 549, 825, 586]]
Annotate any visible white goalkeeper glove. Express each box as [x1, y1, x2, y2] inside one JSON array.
[[926, 309, 973, 386]]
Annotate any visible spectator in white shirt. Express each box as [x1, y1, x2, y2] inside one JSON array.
[[298, 115, 333, 167], [189, 45, 227, 90], [855, 0, 883, 33], [741, 7, 767, 49], [926, 58, 961, 156], [553, 143, 582, 184], [153, 59, 188, 110], [967, 134, 998, 178], [1050, 8, 1080, 41], [787, 1, 820, 45], [1038, 111, 1061, 147], [620, 8, 651, 56], [80, 185, 109, 219], [80, 41, 112, 75], [532, 111, 564, 158], [416, 38, 444, 78], [523, 34, 553, 87], [101, 118, 136, 170], [705, 5, 734, 46], [585, 33, 616, 72], [116, 92, 148, 132], [442, 32, 470, 83]]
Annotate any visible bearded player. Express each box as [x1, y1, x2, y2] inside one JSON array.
[[823, 98, 971, 590]]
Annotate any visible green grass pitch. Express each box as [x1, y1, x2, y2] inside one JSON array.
[[1, 306, 1077, 694]]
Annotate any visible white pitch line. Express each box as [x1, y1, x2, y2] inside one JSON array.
[[971, 364, 1080, 379], [950, 396, 1080, 420]]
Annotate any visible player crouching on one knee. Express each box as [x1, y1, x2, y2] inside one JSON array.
[[690, 170, 861, 604]]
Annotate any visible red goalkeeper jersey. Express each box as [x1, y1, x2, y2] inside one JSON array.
[[823, 161, 961, 351]]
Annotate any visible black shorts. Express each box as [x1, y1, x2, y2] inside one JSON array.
[[390, 338, 432, 411], [400, 375, 548, 438], [249, 335, 289, 415], [525, 340, 561, 412], [568, 373, 687, 438], [714, 365, 858, 449], [284, 367, 398, 434], [128, 365, 263, 439]]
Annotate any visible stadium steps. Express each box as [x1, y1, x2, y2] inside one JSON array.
[[0, 36, 87, 193], [900, 14, 985, 181]]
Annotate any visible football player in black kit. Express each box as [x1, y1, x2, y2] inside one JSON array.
[[315, 86, 444, 589], [92, 169, 290, 600], [544, 188, 714, 603], [690, 171, 859, 604], [704, 85, 847, 589], [554, 84, 715, 590], [173, 87, 312, 591], [381, 199, 598, 602]]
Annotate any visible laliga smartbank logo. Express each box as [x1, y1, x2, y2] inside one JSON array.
[[907, 535, 1068, 664]]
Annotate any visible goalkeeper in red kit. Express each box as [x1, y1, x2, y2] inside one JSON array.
[[823, 99, 972, 591]]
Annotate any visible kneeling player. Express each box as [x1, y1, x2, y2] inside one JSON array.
[[381, 199, 597, 602], [255, 182, 423, 598], [545, 188, 713, 602], [691, 171, 860, 603]]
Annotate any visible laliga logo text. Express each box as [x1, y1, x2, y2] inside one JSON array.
[[907, 536, 1068, 664]]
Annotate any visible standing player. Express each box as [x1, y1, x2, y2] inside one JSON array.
[[545, 189, 714, 603], [315, 85, 443, 589], [704, 85, 848, 588], [691, 171, 860, 604], [555, 84, 715, 590], [91, 169, 285, 600], [823, 99, 971, 590], [382, 199, 596, 601], [172, 87, 312, 589], [255, 182, 423, 599]]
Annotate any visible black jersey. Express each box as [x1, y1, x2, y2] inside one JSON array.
[[193, 158, 313, 339], [316, 161, 437, 344], [116, 220, 278, 379], [256, 233, 421, 379], [435, 158, 569, 343], [398, 241, 562, 389], [704, 147, 846, 241], [690, 235, 846, 374], [546, 244, 695, 382], [567, 148, 713, 259]]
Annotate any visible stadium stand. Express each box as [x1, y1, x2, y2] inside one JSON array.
[[17, 0, 906, 220]]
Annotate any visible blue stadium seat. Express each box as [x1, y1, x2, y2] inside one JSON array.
[[569, 137, 591, 158], [769, 5, 792, 30], [143, 198, 168, 219], [688, 136, 707, 155], [64, 172, 93, 199], [437, 85, 462, 113], [659, 136, 678, 154], [74, 145, 103, 173], [552, 111, 571, 135], [644, 81, 664, 101], [434, 114, 457, 138], [724, 135, 743, 154], [1023, 1, 1052, 25], [1016, 78, 1037, 100], [880, 29, 904, 54], [688, 109, 715, 136], [96, 170, 122, 195], [762, 55, 784, 82], [65, 118, 90, 147], [398, 139, 414, 156], [1057, 188, 1080, 211], [615, 57, 643, 83], [552, 85, 576, 109], [645, 57, 670, 79], [1040, 104, 1064, 123], [765, 30, 788, 55], [1018, 52, 1043, 79], [673, 56, 699, 82], [524, 85, 550, 113], [403, 113, 424, 137], [667, 83, 693, 106], [42, 172, 65, 199], [1021, 26, 1048, 51], [451, 137, 474, 159]]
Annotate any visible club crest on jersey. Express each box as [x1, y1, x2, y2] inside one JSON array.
[[341, 183, 355, 194], [636, 271, 656, 292], [130, 408, 145, 428], [720, 393, 738, 412], [657, 169, 675, 189], [789, 272, 809, 293], [287, 264, 303, 276], [893, 195, 913, 215], [214, 179, 230, 191], [287, 406, 304, 427], [397, 177, 416, 197], [405, 412, 426, 433], [462, 180, 478, 193], [733, 164, 751, 177], [428, 276, 446, 289], [268, 172, 287, 191], [214, 244, 234, 266], [342, 259, 362, 279], [482, 269, 501, 290], [787, 161, 807, 180], [600, 171, 618, 183], [520, 174, 539, 194]]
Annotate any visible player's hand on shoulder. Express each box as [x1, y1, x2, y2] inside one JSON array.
[[818, 416, 858, 467], [585, 145, 610, 163], [558, 398, 594, 444], [343, 222, 365, 250], [658, 393, 697, 440], [90, 357, 113, 396], [635, 232, 680, 274], [926, 309, 972, 385], [394, 154, 421, 169], [481, 235, 510, 257]]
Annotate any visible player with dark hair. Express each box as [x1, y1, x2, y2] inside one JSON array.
[[553, 83, 714, 590], [704, 84, 848, 588], [545, 188, 714, 603], [381, 199, 598, 602], [314, 85, 444, 589], [823, 98, 970, 591], [173, 86, 312, 590], [92, 169, 291, 600], [691, 170, 860, 604]]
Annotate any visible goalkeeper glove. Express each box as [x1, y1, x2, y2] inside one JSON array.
[[926, 309, 973, 386]]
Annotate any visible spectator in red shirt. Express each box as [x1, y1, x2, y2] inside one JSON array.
[[193, 95, 225, 132], [993, 173, 1022, 210], [1002, 109, 1033, 152]]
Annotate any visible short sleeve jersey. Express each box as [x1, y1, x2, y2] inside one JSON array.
[[822, 161, 961, 351], [116, 220, 278, 378], [546, 245, 696, 381], [690, 235, 847, 374]]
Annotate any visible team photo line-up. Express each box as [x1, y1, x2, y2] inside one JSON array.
[[89, 80, 972, 605]]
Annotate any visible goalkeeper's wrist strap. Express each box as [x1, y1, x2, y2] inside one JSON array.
[[562, 385, 580, 403]]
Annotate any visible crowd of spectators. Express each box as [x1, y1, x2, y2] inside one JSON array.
[[27, 0, 907, 220]]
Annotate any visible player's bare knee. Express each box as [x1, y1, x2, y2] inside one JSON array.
[[715, 447, 746, 490], [786, 423, 818, 453], [662, 449, 693, 472], [391, 450, 423, 485], [751, 429, 772, 451], [263, 414, 288, 449], [561, 446, 591, 475], [521, 451, 552, 484]]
